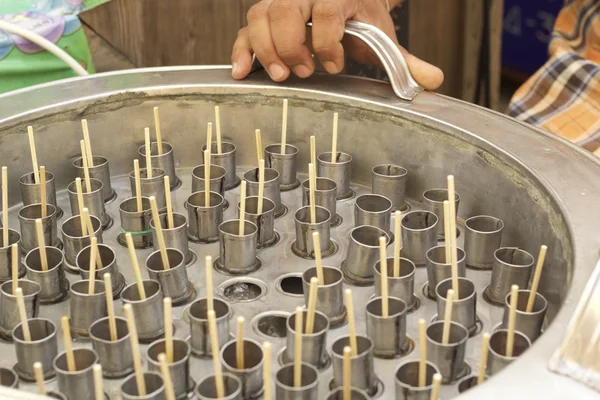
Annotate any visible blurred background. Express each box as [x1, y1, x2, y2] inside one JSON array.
[[0, 0, 562, 112]]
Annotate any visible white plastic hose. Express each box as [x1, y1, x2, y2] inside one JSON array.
[[0, 19, 89, 76]]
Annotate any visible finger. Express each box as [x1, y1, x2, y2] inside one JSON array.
[[247, 1, 290, 82], [396, 46, 445, 90], [268, 0, 314, 78], [311, 0, 349, 74], [231, 27, 254, 79]]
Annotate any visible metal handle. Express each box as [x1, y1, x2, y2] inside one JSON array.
[[250, 20, 423, 101]]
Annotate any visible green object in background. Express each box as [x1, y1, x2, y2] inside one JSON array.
[[0, 0, 110, 94]]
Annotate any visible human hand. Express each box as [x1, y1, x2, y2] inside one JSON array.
[[231, 0, 444, 90]]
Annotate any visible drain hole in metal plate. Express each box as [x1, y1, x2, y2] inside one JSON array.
[[219, 278, 267, 303], [253, 312, 290, 338], [277, 274, 304, 297]]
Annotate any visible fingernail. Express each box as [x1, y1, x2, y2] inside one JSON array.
[[232, 62, 239, 76], [268, 63, 285, 80], [322, 61, 339, 74], [293, 64, 311, 78]]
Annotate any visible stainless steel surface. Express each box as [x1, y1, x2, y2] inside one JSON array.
[[73, 156, 115, 203], [284, 310, 329, 369], [146, 338, 191, 400], [487, 247, 535, 305], [302, 177, 340, 227], [77, 244, 122, 294], [89, 317, 134, 378], [24, 247, 67, 304], [68, 280, 107, 336], [220, 338, 264, 399], [19, 172, 62, 219], [150, 212, 193, 265], [371, 164, 408, 212], [501, 290, 547, 342], [464, 215, 504, 270], [394, 360, 440, 400], [244, 167, 284, 218], [331, 335, 376, 395], [201, 142, 240, 191], [317, 152, 352, 200], [139, 142, 179, 191], [118, 197, 152, 249], [120, 280, 165, 342], [129, 168, 167, 211], [195, 373, 242, 400], [426, 321, 469, 383], [366, 296, 408, 358], [217, 220, 258, 274], [422, 189, 459, 240], [120, 371, 165, 400], [0, 67, 599, 399], [302, 267, 346, 327], [425, 246, 466, 299], [342, 225, 390, 285], [67, 178, 110, 229], [275, 363, 319, 400], [189, 298, 231, 357], [354, 194, 392, 235], [144, 249, 191, 304], [61, 215, 103, 271], [487, 330, 531, 376], [237, 197, 276, 248], [18, 204, 59, 254], [374, 257, 416, 309], [401, 210, 438, 265], [53, 348, 98, 400], [13, 318, 58, 380], [0, 280, 40, 339], [264, 144, 299, 190], [436, 278, 477, 333], [186, 191, 224, 244], [192, 165, 228, 208], [0, 229, 22, 280], [293, 205, 331, 258]]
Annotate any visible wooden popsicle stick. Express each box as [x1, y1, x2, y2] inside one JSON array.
[[393, 211, 401, 277], [164, 297, 173, 363], [310, 135, 316, 167], [75, 178, 87, 236], [236, 316, 245, 369], [418, 318, 426, 387], [81, 206, 91, 240], [164, 176, 174, 229], [263, 342, 272, 400], [86, 211, 103, 270], [145, 128, 153, 178], [257, 159, 265, 215], [133, 160, 143, 212], [312, 232, 324, 285], [2, 166, 8, 246], [379, 236, 389, 317], [153, 107, 164, 155], [61, 316, 76, 372], [294, 306, 303, 388], [343, 346, 351, 400], [477, 332, 490, 384], [28, 126, 40, 184], [11, 244, 18, 294], [159, 353, 176, 400], [34, 362, 45, 394], [81, 119, 94, 167], [204, 150, 211, 208], [239, 181, 247, 236], [441, 289, 454, 345], [40, 166, 47, 218], [124, 303, 147, 396], [94, 364, 103, 400], [125, 233, 146, 300], [208, 310, 225, 398], [447, 175, 459, 298], [16, 288, 31, 341], [206, 122, 213, 159], [205, 255, 214, 311], [305, 277, 318, 334], [80, 140, 92, 192], [150, 196, 170, 270], [526, 245, 548, 312], [35, 219, 48, 271], [331, 113, 338, 162], [506, 284, 519, 357], [430, 373, 441, 400], [345, 289, 358, 356], [215, 106, 222, 154], [255, 129, 262, 166], [281, 99, 288, 154], [103, 273, 117, 341], [443, 200, 451, 263], [308, 163, 316, 224], [88, 237, 98, 294]]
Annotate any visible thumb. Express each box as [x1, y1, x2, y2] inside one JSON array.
[[398, 45, 444, 91]]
